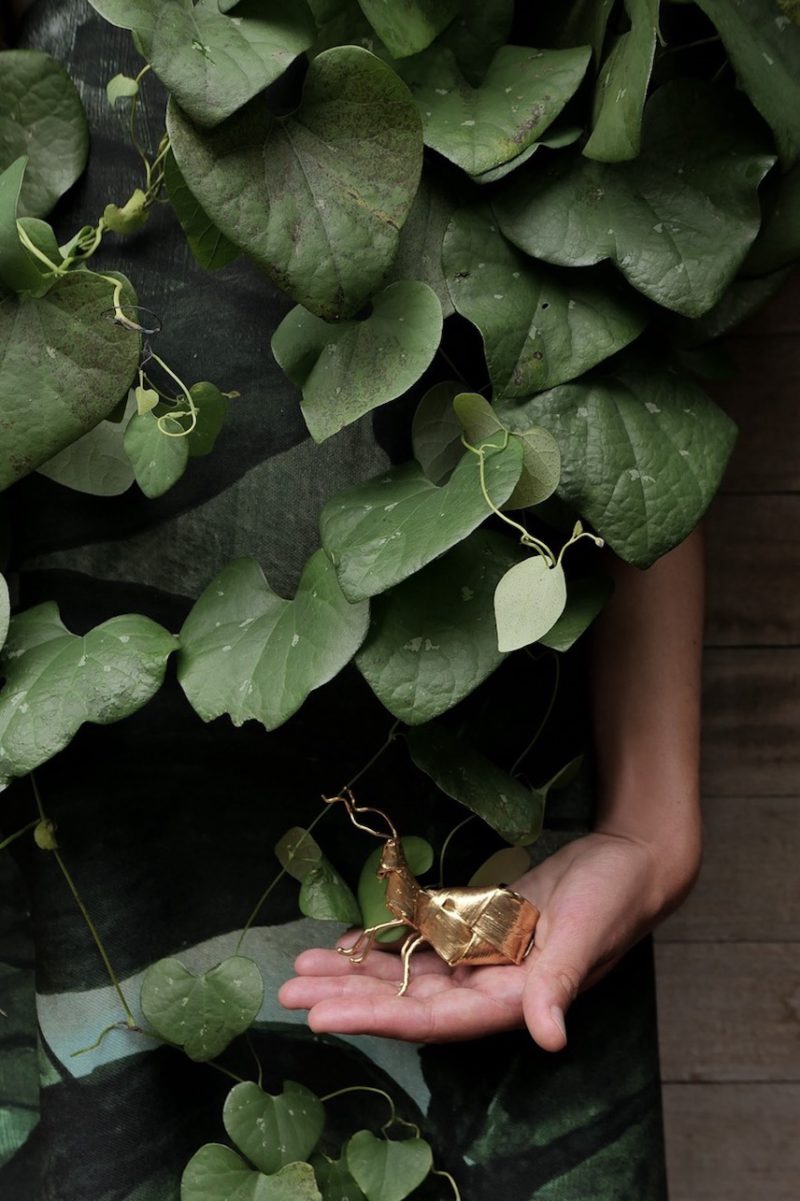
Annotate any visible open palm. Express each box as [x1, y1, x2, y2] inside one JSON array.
[[279, 830, 681, 1051]]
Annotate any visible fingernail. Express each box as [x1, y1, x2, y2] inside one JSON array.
[[550, 1005, 566, 1040]]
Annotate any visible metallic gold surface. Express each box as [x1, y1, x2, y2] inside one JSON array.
[[326, 791, 540, 996]]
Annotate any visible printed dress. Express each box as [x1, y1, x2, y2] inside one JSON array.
[[1, 2, 668, 1198]]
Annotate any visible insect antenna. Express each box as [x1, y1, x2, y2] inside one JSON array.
[[322, 788, 398, 840]]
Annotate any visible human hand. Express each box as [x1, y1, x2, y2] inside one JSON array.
[[278, 829, 699, 1051]]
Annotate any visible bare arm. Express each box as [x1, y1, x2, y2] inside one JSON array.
[[280, 528, 707, 1050]]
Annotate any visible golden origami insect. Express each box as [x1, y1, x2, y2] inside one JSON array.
[[325, 790, 540, 996]]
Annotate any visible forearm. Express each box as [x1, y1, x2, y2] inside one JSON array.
[[590, 527, 705, 907]]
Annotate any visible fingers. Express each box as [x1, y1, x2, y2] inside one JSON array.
[[301, 982, 525, 1043], [279, 969, 453, 1011], [292, 946, 451, 982], [521, 916, 602, 1052]]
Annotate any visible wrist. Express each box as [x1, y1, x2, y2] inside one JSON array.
[[591, 811, 703, 917]]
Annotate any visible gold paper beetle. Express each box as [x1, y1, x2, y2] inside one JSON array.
[[325, 790, 540, 996]]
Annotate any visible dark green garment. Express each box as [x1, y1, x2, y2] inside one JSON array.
[[1, 3, 668, 1197]]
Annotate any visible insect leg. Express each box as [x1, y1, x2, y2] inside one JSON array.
[[338, 919, 409, 964], [397, 933, 425, 997]]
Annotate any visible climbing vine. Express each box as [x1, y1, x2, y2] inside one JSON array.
[[1, 1, 799, 1198]]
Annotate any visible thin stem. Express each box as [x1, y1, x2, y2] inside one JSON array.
[[206, 1061, 247, 1086], [15, 224, 61, 274], [148, 351, 197, 435], [30, 774, 138, 1029], [435, 346, 469, 386], [556, 527, 604, 567], [234, 721, 400, 952], [320, 1085, 421, 1139], [431, 1167, 462, 1201], [509, 652, 561, 778], [437, 815, 475, 887], [245, 1030, 263, 1089], [461, 435, 555, 564], [0, 818, 39, 852], [128, 64, 154, 185]]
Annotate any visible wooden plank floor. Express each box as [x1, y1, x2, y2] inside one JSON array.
[[655, 272, 800, 1200]]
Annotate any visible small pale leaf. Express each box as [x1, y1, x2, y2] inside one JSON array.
[[494, 557, 567, 652]]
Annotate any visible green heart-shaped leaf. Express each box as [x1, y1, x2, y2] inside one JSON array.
[[37, 390, 136, 496], [410, 381, 464, 486], [453, 393, 560, 509], [163, 151, 238, 272], [494, 80, 775, 317], [140, 955, 263, 1061], [275, 828, 323, 882], [168, 46, 423, 319], [471, 124, 581, 186], [355, 530, 518, 723], [696, 0, 800, 168], [300, 858, 361, 925], [223, 1081, 325, 1175], [106, 73, 139, 105], [408, 723, 544, 845], [538, 574, 613, 653], [90, 0, 315, 128], [0, 269, 141, 490], [444, 206, 644, 398], [320, 438, 523, 602], [0, 157, 50, 295], [743, 162, 800, 277], [0, 603, 177, 787], [0, 50, 88, 217], [357, 0, 459, 58], [346, 1132, 432, 1201], [358, 835, 432, 943], [583, 0, 658, 162], [177, 550, 369, 732], [186, 382, 229, 457], [182, 1144, 322, 1201], [497, 366, 737, 567], [399, 44, 590, 177], [435, 0, 515, 85], [272, 282, 442, 442], [494, 556, 567, 652], [124, 411, 190, 499]]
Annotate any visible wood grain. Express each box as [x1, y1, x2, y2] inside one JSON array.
[[704, 495, 800, 647], [701, 649, 800, 796], [656, 797, 800, 943], [663, 1083, 800, 1201], [656, 943, 800, 1082], [708, 335, 800, 494]]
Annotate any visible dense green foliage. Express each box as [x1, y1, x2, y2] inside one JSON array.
[[1, 1, 799, 1197]]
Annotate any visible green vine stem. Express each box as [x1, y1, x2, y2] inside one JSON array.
[[461, 434, 556, 564], [319, 1085, 421, 1139], [436, 814, 476, 887], [30, 773, 138, 1030], [235, 720, 401, 952], [0, 817, 39, 852]]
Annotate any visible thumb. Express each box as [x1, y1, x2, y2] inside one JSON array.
[[522, 927, 593, 1052]]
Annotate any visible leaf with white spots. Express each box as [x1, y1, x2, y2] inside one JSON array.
[[0, 603, 177, 787], [583, 0, 658, 162], [444, 208, 644, 398], [177, 550, 369, 732], [493, 556, 567, 652], [355, 531, 518, 723], [271, 282, 442, 442], [497, 366, 737, 566], [140, 955, 263, 1062], [181, 1143, 322, 1201], [275, 827, 324, 882], [399, 43, 590, 177], [320, 438, 523, 602], [408, 722, 545, 845], [695, 0, 800, 168], [223, 1081, 325, 1175], [494, 80, 775, 317]]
